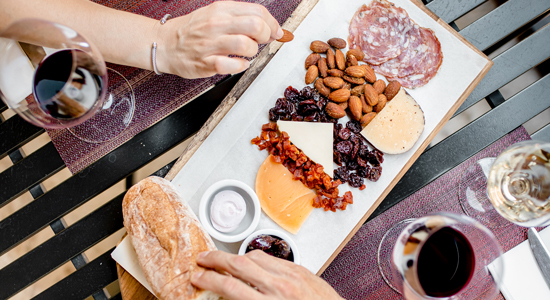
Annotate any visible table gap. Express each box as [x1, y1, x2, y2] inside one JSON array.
[[83, 228, 126, 264], [454, 0, 504, 30], [523, 107, 550, 136]]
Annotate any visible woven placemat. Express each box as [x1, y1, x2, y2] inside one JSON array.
[[321, 126, 532, 300], [47, 0, 301, 174]]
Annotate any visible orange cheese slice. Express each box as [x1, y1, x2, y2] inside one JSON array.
[[255, 155, 315, 234]]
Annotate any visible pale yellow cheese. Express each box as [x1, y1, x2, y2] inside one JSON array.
[[360, 89, 424, 154], [277, 120, 334, 177]]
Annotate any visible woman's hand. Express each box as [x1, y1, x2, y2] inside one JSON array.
[[156, 1, 283, 79], [191, 250, 345, 300]]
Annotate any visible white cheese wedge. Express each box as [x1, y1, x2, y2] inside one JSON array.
[[277, 120, 334, 177], [360, 89, 424, 154]]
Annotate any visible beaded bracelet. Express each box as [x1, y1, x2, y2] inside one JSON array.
[[152, 14, 171, 75]]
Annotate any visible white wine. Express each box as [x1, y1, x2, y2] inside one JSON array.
[[487, 141, 550, 227]]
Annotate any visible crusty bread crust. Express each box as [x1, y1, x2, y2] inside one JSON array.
[[122, 176, 221, 300]]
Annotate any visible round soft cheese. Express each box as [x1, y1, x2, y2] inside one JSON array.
[[210, 190, 247, 232]]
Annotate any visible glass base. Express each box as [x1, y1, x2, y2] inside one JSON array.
[[68, 68, 135, 143], [377, 219, 415, 295], [458, 157, 512, 229]]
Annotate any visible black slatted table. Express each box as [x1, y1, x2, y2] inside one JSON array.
[[1, 0, 549, 299]]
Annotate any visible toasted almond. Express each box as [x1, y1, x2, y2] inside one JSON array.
[[374, 94, 387, 112], [362, 64, 377, 83], [384, 81, 401, 100], [326, 48, 335, 69], [351, 84, 365, 96], [335, 49, 346, 70], [315, 78, 330, 97], [361, 112, 377, 127], [364, 84, 378, 106], [347, 48, 365, 61], [343, 81, 352, 90], [360, 94, 373, 113], [349, 95, 363, 121], [345, 66, 366, 78], [318, 57, 328, 78], [338, 101, 349, 110], [343, 75, 366, 85], [326, 102, 346, 118], [277, 29, 294, 42], [347, 54, 358, 67], [327, 38, 346, 49], [327, 69, 344, 77], [305, 53, 321, 70], [323, 77, 344, 89], [310, 40, 330, 53], [305, 65, 318, 84], [373, 79, 386, 95], [328, 88, 350, 103]]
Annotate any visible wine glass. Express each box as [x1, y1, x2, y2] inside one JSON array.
[[0, 18, 134, 143], [459, 140, 550, 228], [377, 213, 503, 299]]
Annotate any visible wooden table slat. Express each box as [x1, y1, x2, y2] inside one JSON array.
[[0, 194, 123, 300], [455, 23, 550, 115], [31, 247, 118, 300], [369, 73, 550, 220], [0, 143, 64, 208], [425, 0, 486, 23], [460, 0, 550, 51]]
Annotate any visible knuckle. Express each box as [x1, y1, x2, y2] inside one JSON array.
[[227, 255, 251, 273], [220, 276, 240, 292]]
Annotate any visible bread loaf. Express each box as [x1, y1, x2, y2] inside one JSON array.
[[122, 176, 221, 300]]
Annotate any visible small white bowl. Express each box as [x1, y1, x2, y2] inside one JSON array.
[[199, 179, 260, 243], [238, 228, 300, 264]]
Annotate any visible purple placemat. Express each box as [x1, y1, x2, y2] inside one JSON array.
[[321, 126, 532, 300], [47, 0, 301, 174]]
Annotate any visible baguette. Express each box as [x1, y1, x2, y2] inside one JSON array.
[[122, 176, 221, 300]]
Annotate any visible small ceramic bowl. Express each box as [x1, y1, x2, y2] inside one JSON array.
[[199, 179, 260, 243], [238, 228, 300, 265]]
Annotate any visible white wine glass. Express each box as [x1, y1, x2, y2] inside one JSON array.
[[459, 140, 550, 228], [0, 18, 134, 143], [377, 213, 504, 299]]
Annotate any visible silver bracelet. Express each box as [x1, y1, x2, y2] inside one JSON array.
[[152, 14, 171, 75]]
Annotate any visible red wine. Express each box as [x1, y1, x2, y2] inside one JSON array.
[[33, 49, 103, 119], [416, 227, 475, 297]]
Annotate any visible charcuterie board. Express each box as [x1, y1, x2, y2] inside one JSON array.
[[116, 0, 492, 296]]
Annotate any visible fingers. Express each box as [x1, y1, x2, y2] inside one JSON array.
[[224, 16, 273, 44], [245, 250, 304, 276], [210, 56, 250, 75], [191, 269, 262, 300], [215, 34, 259, 57], [195, 251, 276, 292]]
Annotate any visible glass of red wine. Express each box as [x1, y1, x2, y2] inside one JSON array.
[[0, 18, 134, 143], [377, 213, 503, 299]]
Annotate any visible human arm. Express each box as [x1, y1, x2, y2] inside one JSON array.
[[191, 250, 345, 300], [0, 0, 283, 78]]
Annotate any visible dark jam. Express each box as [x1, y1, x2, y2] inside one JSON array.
[[245, 234, 294, 261], [417, 227, 475, 297]]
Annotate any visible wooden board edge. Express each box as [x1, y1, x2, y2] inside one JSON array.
[[165, 0, 320, 181], [315, 58, 494, 275]]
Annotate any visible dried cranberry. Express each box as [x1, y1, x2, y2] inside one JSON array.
[[348, 173, 364, 188], [336, 140, 353, 155], [338, 128, 351, 140], [367, 166, 382, 182], [269, 108, 278, 121], [357, 166, 369, 177], [346, 120, 362, 134], [357, 156, 368, 167], [335, 166, 350, 183], [300, 86, 314, 99], [347, 160, 359, 170], [284, 86, 300, 102]]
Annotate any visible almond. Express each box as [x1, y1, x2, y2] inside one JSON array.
[[347, 54, 358, 67], [360, 94, 373, 113], [374, 94, 387, 112], [347, 48, 365, 61], [305, 65, 318, 84], [315, 78, 330, 97], [318, 57, 328, 78], [384, 81, 401, 100], [361, 112, 377, 127], [343, 81, 352, 90], [323, 77, 344, 89], [349, 95, 363, 121], [310, 40, 329, 53], [345, 66, 366, 78], [305, 53, 321, 70], [363, 64, 377, 83], [335, 49, 346, 70], [351, 84, 365, 96], [326, 48, 335, 69], [338, 101, 348, 110], [327, 69, 344, 77], [327, 38, 346, 49], [326, 102, 346, 119], [343, 75, 366, 85], [277, 29, 294, 42], [373, 79, 386, 95], [364, 84, 378, 106], [328, 88, 350, 103]]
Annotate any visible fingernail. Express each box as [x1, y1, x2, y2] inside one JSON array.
[[243, 60, 250, 70], [192, 271, 203, 281], [277, 27, 284, 39], [197, 251, 209, 260]]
